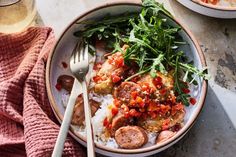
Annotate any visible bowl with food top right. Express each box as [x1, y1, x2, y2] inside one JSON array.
[[177, 0, 236, 18]]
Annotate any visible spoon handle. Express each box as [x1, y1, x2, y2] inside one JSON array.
[[52, 80, 81, 157]]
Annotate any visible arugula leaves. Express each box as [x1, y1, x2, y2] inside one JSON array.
[[74, 0, 209, 106]]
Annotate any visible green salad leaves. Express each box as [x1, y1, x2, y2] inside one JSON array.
[[74, 0, 209, 106]]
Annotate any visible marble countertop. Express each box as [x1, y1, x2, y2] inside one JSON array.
[[35, 0, 236, 156]]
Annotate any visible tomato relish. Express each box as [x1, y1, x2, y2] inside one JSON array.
[[61, 61, 68, 69], [108, 52, 124, 68], [93, 52, 125, 85], [201, 0, 219, 5], [110, 75, 186, 120], [90, 51, 194, 133], [55, 83, 62, 91], [103, 117, 112, 129]]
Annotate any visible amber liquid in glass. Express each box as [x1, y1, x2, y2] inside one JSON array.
[[0, 0, 36, 33]]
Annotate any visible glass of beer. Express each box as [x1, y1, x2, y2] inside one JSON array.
[[0, 0, 37, 33]]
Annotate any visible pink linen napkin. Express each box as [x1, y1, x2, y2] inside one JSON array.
[[0, 27, 86, 157]]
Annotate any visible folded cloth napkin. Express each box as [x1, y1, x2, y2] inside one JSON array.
[[0, 27, 86, 157]]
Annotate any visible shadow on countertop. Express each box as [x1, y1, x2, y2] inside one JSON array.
[[152, 86, 236, 157]]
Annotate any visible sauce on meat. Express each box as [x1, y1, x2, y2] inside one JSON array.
[[57, 44, 187, 149]]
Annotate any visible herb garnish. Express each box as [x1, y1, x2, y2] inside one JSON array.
[[74, 0, 210, 106]]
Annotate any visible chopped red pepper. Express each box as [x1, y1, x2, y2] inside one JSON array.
[[141, 83, 149, 91], [173, 124, 182, 132], [113, 99, 121, 107], [115, 56, 124, 68], [130, 99, 136, 106], [93, 62, 102, 71], [150, 111, 157, 119], [93, 75, 101, 83], [103, 117, 109, 127], [160, 104, 171, 115], [124, 112, 130, 118], [149, 87, 155, 94], [136, 96, 145, 108], [129, 109, 141, 117], [136, 96, 143, 103], [153, 76, 162, 87], [131, 91, 138, 99], [111, 74, 121, 83], [61, 62, 68, 69], [111, 106, 118, 116], [162, 119, 170, 130], [182, 88, 190, 94], [108, 52, 124, 68], [171, 102, 184, 115], [148, 102, 160, 112], [108, 124, 112, 129], [55, 83, 62, 91], [201, 0, 219, 5], [108, 57, 113, 64], [189, 97, 197, 105], [159, 88, 167, 95], [129, 109, 136, 117]]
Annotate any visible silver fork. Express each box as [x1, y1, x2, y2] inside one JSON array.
[[52, 41, 95, 157]]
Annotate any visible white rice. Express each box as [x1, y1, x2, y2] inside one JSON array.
[[62, 91, 160, 148], [63, 92, 161, 148], [90, 93, 114, 143]]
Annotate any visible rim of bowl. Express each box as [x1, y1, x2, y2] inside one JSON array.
[[191, 0, 236, 11], [46, 0, 208, 154]]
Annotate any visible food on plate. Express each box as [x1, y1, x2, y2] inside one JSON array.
[[110, 109, 133, 136], [94, 45, 128, 94], [56, 75, 74, 92], [71, 95, 100, 125], [195, 0, 236, 6], [200, 0, 219, 5], [156, 130, 176, 143], [114, 126, 148, 149], [56, 0, 209, 149]]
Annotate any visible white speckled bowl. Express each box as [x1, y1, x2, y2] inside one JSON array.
[[177, 0, 236, 18], [46, 1, 207, 156]]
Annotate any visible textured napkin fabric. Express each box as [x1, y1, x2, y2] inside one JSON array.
[[0, 27, 86, 157]]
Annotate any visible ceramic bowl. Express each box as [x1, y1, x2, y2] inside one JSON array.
[[177, 0, 236, 18], [46, 1, 207, 156]]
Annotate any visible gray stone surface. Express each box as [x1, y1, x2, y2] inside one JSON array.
[[35, 0, 236, 156], [171, 0, 236, 93]]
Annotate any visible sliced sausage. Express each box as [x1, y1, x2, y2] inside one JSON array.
[[156, 130, 175, 143], [113, 81, 141, 103], [110, 111, 133, 136], [57, 75, 74, 92], [115, 126, 148, 149], [71, 95, 100, 125]]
